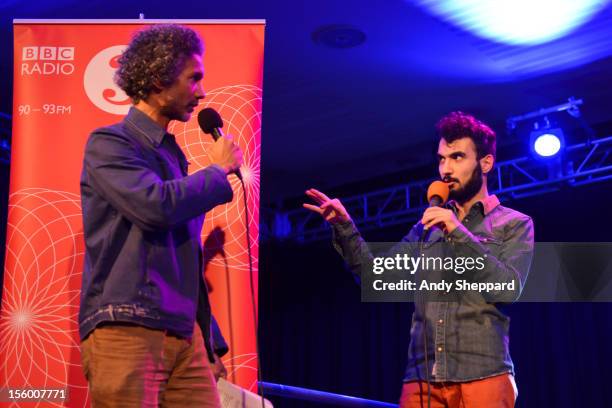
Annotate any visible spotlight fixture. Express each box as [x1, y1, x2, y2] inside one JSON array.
[[529, 117, 565, 159]]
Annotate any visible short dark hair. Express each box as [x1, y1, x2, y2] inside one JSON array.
[[436, 111, 496, 159], [115, 24, 203, 103]]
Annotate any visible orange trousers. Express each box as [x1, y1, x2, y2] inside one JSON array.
[[400, 373, 518, 408], [80, 323, 221, 408]]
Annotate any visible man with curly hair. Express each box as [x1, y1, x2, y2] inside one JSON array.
[[79, 24, 242, 407], [304, 112, 534, 407]]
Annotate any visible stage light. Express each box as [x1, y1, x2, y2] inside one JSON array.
[[414, 0, 608, 45], [533, 134, 561, 157], [530, 127, 565, 158]]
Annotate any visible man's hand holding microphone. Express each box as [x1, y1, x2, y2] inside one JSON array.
[[209, 134, 243, 176]]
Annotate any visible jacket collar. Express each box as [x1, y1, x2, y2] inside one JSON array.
[[124, 106, 168, 148], [447, 194, 500, 216]]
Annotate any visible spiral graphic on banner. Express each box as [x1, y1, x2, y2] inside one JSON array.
[[171, 84, 261, 271], [0, 188, 87, 407]]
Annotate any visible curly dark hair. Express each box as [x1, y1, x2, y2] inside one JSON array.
[[436, 111, 496, 159], [115, 24, 204, 103]]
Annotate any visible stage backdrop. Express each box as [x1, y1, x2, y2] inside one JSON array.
[[1, 19, 264, 407]]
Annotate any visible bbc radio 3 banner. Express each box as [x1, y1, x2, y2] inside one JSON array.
[[2, 20, 264, 407]]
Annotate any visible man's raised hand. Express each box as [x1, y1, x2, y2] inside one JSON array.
[[303, 188, 352, 225]]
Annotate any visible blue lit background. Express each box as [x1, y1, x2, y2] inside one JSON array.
[[0, 1, 611, 407]]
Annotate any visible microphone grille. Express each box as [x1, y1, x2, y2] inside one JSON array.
[[427, 180, 450, 205], [197, 108, 224, 134]]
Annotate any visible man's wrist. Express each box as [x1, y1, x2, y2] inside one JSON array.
[[332, 219, 357, 239], [445, 220, 459, 234], [210, 163, 230, 175]]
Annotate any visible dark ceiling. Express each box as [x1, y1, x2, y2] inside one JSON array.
[[1, 0, 611, 203]]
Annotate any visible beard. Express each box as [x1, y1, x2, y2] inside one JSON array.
[[160, 101, 191, 122], [447, 163, 483, 204]]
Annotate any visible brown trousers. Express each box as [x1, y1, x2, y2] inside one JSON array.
[[400, 373, 518, 408], [80, 323, 221, 408]]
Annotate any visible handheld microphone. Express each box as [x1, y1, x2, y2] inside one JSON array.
[[197, 108, 242, 180], [420, 180, 450, 242], [426, 180, 450, 208]]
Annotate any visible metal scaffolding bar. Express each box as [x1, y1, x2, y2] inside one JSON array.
[[266, 136, 612, 243]]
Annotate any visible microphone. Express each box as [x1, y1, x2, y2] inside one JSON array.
[[197, 108, 242, 180], [426, 180, 450, 208], [420, 180, 450, 242]]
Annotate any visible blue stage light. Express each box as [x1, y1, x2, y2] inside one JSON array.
[[534, 134, 561, 157], [530, 128, 565, 158], [415, 0, 609, 45]]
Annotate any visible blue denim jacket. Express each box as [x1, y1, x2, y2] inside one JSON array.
[[333, 195, 534, 382], [79, 107, 233, 361]]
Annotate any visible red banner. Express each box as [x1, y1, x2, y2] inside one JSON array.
[[2, 20, 264, 407]]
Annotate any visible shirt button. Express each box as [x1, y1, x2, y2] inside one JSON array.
[[437, 346, 443, 352], [438, 319, 444, 324]]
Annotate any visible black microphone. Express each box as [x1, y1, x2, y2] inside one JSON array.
[[197, 107, 242, 180]]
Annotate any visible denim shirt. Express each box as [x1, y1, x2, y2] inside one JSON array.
[[79, 107, 233, 361], [332, 195, 534, 382]]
